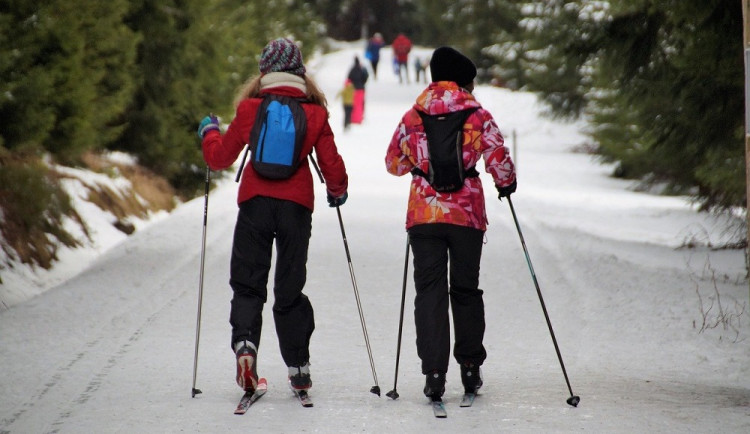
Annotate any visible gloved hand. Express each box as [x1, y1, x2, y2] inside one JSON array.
[[327, 191, 348, 207], [197, 115, 220, 139], [497, 180, 517, 200]]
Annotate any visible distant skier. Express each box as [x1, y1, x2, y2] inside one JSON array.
[[198, 38, 349, 399], [365, 32, 385, 79], [336, 79, 355, 131], [414, 56, 429, 84], [384, 46, 517, 401], [392, 33, 412, 84], [347, 56, 369, 123]]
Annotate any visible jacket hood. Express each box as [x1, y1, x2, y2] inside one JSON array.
[[414, 81, 481, 115]]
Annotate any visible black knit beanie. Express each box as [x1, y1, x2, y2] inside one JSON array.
[[429, 46, 477, 87]]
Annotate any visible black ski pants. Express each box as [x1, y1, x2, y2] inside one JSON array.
[[229, 196, 314, 368], [408, 223, 487, 375]]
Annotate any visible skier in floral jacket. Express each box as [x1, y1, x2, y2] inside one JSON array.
[[385, 46, 516, 401]]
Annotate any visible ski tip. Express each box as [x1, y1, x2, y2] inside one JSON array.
[[258, 377, 268, 388], [460, 393, 476, 407], [431, 400, 447, 418], [294, 389, 314, 407]]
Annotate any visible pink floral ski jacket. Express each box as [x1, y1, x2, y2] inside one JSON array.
[[385, 81, 516, 231]]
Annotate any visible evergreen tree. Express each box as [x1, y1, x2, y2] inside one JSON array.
[[413, 0, 519, 82], [589, 0, 745, 210], [491, 0, 744, 211], [205, 0, 322, 108], [313, 0, 418, 43], [111, 0, 206, 194], [113, 0, 323, 195], [80, 0, 139, 149], [0, 0, 137, 163], [506, 0, 605, 117], [0, 1, 57, 154]]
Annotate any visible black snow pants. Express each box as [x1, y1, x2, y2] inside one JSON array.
[[229, 196, 314, 368], [408, 223, 487, 375]]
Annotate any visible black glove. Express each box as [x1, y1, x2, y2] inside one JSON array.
[[497, 180, 517, 199], [327, 191, 348, 207]]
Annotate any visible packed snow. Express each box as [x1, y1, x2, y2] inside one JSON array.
[[1, 42, 748, 433]]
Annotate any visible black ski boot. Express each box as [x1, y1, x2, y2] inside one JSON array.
[[423, 370, 446, 400], [460, 362, 483, 394]]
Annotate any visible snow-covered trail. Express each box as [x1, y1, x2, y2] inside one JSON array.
[[2, 42, 749, 433]]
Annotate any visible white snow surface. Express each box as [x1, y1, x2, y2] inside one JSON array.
[[1, 42, 749, 433]]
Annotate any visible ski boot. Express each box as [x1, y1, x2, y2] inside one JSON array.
[[460, 362, 483, 394], [288, 364, 312, 392], [423, 370, 446, 400], [234, 340, 258, 393]]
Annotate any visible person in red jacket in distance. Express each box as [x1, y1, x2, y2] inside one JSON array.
[[392, 33, 412, 84], [198, 38, 348, 397]]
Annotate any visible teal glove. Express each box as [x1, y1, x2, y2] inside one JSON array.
[[197, 115, 220, 139], [327, 191, 348, 207]]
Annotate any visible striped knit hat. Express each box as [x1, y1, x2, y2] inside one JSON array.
[[259, 38, 306, 76]]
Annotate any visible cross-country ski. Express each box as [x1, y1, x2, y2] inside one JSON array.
[[460, 393, 476, 408], [234, 378, 268, 415], [293, 389, 314, 407], [431, 398, 447, 418]]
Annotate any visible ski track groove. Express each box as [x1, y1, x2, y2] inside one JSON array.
[[5, 279, 193, 433]]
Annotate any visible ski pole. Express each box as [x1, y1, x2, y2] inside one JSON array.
[[386, 237, 410, 400], [506, 196, 580, 407], [191, 166, 210, 398], [309, 154, 380, 396], [335, 206, 381, 396], [309, 154, 324, 183]]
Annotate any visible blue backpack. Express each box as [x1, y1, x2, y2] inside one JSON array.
[[236, 94, 307, 181]]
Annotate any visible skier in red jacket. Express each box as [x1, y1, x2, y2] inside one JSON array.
[[392, 33, 412, 84], [198, 38, 348, 397]]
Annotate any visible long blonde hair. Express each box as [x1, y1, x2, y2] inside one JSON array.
[[233, 74, 329, 115]]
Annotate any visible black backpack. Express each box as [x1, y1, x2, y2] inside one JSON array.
[[412, 107, 479, 192], [236, 94, 307, 181]]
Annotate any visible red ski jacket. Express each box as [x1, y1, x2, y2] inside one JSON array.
[[392, 34, 412, 64], [202, 83, 348, 211]]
